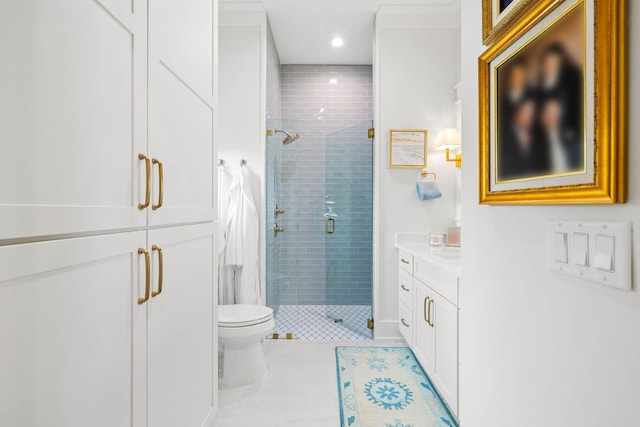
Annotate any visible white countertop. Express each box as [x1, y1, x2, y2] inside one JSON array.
[[395, 233, 461, 276]]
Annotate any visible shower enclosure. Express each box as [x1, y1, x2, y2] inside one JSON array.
[[266, 119, 374, 340]]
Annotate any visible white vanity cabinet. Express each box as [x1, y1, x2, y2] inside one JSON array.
[[397, 247, 460, 416], [398, 250, 415, 343]]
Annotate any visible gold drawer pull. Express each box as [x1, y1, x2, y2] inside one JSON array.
[[400, 318, 410, 328], [151, 245, 163, 297], [138, 154, 151, 210], [152, 158, 163, 210], [138, 248, 151, 305], [427, 298, 435, 328], [400, 284, 410, 292], [424, 297, 430, 323]]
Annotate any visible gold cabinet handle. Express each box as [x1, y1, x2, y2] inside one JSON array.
[[427, 298, 435, 328], [151, 245, 163, 297], [325, 217, 335, 234], [401, 318, 410, 328], [424, 297, 430, 323], [138, 154, 151, 210], [138, 248, 151, 305], [152, 158, 163, 210]]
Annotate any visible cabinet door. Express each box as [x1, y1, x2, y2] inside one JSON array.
[[147, 0, 215, 227], [0, 231, 147, 427], [433, 293, 459, 414], [147, 223, 216, 427], [0, 0, 148, 240], [414, 280, 435, 374]]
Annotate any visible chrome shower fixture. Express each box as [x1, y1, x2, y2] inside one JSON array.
[[274, 129, 300, 145]]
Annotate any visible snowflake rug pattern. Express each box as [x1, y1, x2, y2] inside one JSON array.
[[335, 346, 458, 427]]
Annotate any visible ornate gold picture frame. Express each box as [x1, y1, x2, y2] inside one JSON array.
[[479, 0, 627, 205], [482, 0, 551, 45]]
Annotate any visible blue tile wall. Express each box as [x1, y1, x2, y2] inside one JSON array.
[[277, 65, 373, 306]]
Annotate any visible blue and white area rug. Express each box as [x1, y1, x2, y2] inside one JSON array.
[[335, 347, 458, 427]]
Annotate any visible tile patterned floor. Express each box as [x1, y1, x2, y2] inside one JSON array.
[[212, 340, 405, 427], [271, 305, 372, 340]]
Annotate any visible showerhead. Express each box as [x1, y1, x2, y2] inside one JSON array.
[[274, 129, 300, 145]]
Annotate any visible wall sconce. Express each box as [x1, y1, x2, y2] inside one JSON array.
[[435, 128, 461, 168]]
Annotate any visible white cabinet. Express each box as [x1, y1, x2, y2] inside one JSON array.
[[0, 232, 147, 426], [0, 0, 148, 240], [414, 281, 436, 374], [0, 0, 218, 425], [0, 0, 216, 239], [0, 225, 216, 427], [147, 0, 215, 227], [414, 277, 459, 414], [147, 224, 216, 427], [397, 250, 459, 416]]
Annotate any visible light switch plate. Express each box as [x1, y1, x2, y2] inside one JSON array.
[[548, 221, 632, 291]]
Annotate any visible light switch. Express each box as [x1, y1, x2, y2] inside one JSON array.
[[548, 220, 631, 291], [595, 235, 614, 272], [552, 232, 568, 263], [572, 232, 589, 266]]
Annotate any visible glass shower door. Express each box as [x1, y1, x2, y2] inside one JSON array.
[[266, 118, 300, 339], [324, 121, 374, 339]]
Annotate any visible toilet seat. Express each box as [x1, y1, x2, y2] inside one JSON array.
[[218, 304, 273, 328]]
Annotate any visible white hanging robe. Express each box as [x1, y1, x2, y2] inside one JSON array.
[[217, 166, 232, 305], [224, 166, 261, 305]]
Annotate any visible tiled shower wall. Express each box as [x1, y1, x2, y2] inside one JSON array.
[[265, 23, 281, 313], [278, 65, 373, 305]]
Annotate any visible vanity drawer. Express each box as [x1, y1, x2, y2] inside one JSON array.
[[399, 250, 413, 273], [414, 257, 459, 305], [399, 270, 413, 307], [399, 302, 413, 344]]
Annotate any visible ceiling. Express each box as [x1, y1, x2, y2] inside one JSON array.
[[221, 0, 460, 65]]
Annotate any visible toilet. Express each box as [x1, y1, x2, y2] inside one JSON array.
[[218, 304, 274, 387]]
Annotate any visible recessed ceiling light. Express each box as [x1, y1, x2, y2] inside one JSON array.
[[331, 37, 344, 48]]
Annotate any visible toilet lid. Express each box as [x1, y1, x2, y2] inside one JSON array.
[[218, 304, 273, 327]]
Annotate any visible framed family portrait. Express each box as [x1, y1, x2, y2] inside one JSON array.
[[479, 0, 627, 205], [482, 0, 547, 45], [388, 129, 428, 169]]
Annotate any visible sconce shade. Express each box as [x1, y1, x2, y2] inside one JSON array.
[[434, 128, 461, 150]]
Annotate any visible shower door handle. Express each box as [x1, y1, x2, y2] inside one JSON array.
[[325, 217, 335, 235]]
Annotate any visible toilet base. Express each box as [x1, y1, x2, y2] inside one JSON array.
[[219, 339, 269, 387]]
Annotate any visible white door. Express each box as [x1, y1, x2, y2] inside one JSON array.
[[0, 231, 148, 427], [433, 293, 459, 414], [147, 0, 215, 227], [414, 279, 436, 374], [0, 0, 148, 240], [147, 223, 216, 427]]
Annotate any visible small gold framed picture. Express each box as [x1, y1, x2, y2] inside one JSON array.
[[479, 0, 627, 204], [388, 129, 428, 169]]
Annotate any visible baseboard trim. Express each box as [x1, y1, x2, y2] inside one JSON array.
[[373, 319, 402, 341]]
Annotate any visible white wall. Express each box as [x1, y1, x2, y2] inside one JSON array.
[[374, 7, 461, 339], [218, 6, 268, 301], [459, 1, 640, 425]]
